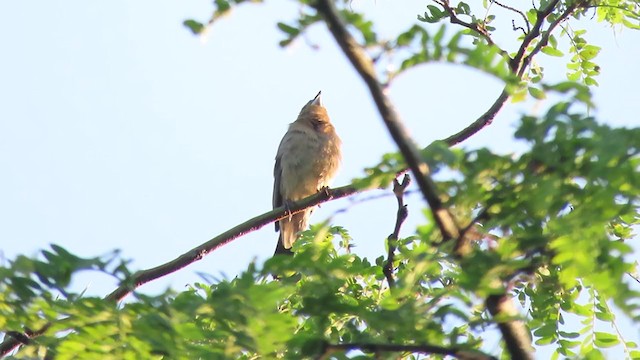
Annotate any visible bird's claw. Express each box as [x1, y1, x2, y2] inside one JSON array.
[[283, 200, 294, 221]]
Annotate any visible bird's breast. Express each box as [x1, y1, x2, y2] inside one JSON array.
[[278, 129, 341, 201]]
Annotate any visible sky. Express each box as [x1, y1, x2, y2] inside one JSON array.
[[1, 0, 639, 358]]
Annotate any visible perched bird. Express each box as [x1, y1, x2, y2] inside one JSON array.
[[273, 91, 342, 255]]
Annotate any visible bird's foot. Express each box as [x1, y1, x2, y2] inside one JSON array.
[[316, 186, 331, 208], [319, 186, 331, 197], [283, 200, 294, 221]]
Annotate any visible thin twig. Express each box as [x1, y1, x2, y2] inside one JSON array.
[[382, 174, 411, 289], [492, 0, 531, 33]]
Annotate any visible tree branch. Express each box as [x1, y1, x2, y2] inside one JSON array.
[[486, 294, 534, 360], [314, 0, 460, 242], [442, 89, 510, 146], [105, 183, 360, 302], [382, 174, 410, 288], [510, 0, 561, 73], [0, 324, 50, 358], [444, 0, 583, 147], [518, 0, 587, 77], [321, 342, 498, 360]]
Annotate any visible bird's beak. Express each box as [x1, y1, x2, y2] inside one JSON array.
[[311, 91, 322, 106]]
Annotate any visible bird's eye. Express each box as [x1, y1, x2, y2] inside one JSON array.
[[311, 118, 324, 130]]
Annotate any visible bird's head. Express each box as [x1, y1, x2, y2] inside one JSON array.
[[297, 91, 332, 131]]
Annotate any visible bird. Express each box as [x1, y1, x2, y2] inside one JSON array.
[[272, 91, 342, 255]]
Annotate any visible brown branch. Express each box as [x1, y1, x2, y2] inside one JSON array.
[[312, 5, 533, 358], [382, 174, 411, 288], [321, 342, 498, 360], [0, 324, 50, 358], [486, 294, 534, 360], [314, 0, 460, 242], [445, 0, 584, 146], [519, 0, 587, 77], [442, 89, 510, 146], [105, 183, 360, 302], [510, 0, 561, 72]]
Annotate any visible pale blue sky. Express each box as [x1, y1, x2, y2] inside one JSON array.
[[1, 0, 638, 357]]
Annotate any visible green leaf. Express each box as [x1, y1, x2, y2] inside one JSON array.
[[528, 87, 546, 99], [542, 46, 564, 57], [183, 20, 205, 35], [277, 22, 300, 36], [593, 332, 620, 348]]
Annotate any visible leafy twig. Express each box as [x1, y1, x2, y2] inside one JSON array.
[[519, 0, 588, 77], [434, 0, 498, 48]]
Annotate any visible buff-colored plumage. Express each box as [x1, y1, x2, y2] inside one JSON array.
[[273, 91, 342, 255]]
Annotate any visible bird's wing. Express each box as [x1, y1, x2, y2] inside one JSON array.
[[273, 156, 283, 232]]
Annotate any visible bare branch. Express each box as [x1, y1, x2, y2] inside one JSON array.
[[105, 183, 360, 302], [445, 0, 585, 146], [382, 174, 411, 288], [442, 89, 510, 146]]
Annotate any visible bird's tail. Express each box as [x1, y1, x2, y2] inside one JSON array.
[[273, 210, 309, 256], [273, 232, 294, 256]]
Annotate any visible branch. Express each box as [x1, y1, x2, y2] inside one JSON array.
[[382, 174, 411, 288], [444, 0, 584, 146], [442, 89, 510, 146], [105, 183, 360, 302], [321, 342, 498, 360], [519, 0, 587, 77], [486, 294, 534, 360], [0, 324, 50, 358], [314, 0, 460, 242], [510, 0, 561, 73]]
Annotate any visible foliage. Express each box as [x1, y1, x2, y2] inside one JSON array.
[[2, 0, 640, 359]]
